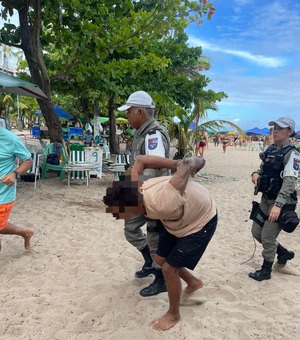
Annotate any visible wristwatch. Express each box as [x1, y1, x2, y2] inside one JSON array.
[[274, 202, 283, 208], [14, 170, 22, 179]]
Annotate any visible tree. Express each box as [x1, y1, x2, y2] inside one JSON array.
[[0, 0, 62, 142], [0, 0, 217, 147], [0, 93, 14, 116]]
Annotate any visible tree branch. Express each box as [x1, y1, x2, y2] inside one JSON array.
[[50, 44, 79, 81], [0, 39, 21, 48]]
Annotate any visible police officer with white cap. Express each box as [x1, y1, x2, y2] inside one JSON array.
[[249, 116, 300, 281], [118, 91, 170, 296]]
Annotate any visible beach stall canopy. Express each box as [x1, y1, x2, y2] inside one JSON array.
[[35, 105, 74, 119], [92, 117, 128, 124], [0, 71, 49, 100], [116, 117, 128, 125], [244, 127, 269, 136]]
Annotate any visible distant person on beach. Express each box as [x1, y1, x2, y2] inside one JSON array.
[[198, 131, 206, 156], [249, 117, 300, 281], [118, 91, 170, 297], [263, 127, 274, 149], [203, 130, 209, 148], [213, 134, 220, 147], [0, 128, 34, 249], [221, 135, 229, 153], [104, 155, 217, 331]]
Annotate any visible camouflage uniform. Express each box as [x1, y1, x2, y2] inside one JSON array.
[[251, 143, 300, 262]]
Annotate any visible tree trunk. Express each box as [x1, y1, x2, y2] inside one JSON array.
[[17, 2, 62, 143], [108, 96, 118, 154]]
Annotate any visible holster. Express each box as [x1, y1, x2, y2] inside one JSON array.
[[249, 201, 267, 227]]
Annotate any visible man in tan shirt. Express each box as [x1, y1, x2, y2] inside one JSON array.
[[104, 155, 217, 331]]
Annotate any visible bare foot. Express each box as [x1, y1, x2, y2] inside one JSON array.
[[24, 228, 34, 249], [152, 312, 180, 331]]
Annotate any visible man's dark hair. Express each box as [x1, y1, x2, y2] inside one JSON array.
[[103, 177, 141, 208]]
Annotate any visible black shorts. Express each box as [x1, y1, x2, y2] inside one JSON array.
[[157, 214, 217, 270]]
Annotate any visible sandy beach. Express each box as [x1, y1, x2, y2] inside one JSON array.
[[1, 144, 300, 340]]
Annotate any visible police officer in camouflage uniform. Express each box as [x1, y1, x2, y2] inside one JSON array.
[[118, 91, 170, 296], [249, 117, 300, 281]]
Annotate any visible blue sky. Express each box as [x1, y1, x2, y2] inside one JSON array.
[[186, 0, 300, 131]]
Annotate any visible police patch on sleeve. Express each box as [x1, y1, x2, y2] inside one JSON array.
[[148, 137, 158, 150], [145, 130, 166, 157], [283, 151, 300, 178], [293, 158, 300, 171]]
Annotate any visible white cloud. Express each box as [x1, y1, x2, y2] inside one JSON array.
[[188, 36, 286, 68], [229, 1, 300, 54]]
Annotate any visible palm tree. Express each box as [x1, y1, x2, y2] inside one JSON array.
[[160, 97, 244, 158], [0, 94, 14, 117]]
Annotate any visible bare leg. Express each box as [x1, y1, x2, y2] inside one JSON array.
[[179, 268, 204, 295], [152, 262, 181, 331], [0, 222, 34, 249]]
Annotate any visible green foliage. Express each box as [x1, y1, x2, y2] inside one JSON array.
[[0, 0, 229, 149]]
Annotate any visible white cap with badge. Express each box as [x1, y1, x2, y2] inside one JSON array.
[[118, 91, 155, 111]]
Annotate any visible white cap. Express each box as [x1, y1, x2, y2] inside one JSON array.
[[268, 116, 295, 131], [118, 91, 155, 111]]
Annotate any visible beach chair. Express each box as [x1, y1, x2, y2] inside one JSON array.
[[104, 154, 130, 180], [16, 152, 42, 190], [41, 142, 68, 180], [64, 150, 97, 186], [69, 150, 87, 180]]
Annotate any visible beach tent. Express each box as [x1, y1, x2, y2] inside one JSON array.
[[245, 127, 269, 136], [35, 105, 74, 120], [0, 71, 48, 100]]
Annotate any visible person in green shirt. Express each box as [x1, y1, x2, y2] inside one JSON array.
[[0, 128, 34, 249]]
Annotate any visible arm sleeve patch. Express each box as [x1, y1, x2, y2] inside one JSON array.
[[283, 151, 300, 178], [145, 130, 166, 157]]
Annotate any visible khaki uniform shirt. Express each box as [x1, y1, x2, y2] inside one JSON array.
[[131, 118, 170, 178]]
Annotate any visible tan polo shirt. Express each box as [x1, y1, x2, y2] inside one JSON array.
[[140, 176, 217, 237]]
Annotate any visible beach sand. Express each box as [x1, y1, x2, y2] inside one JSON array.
[[1, 145, 300, 339]]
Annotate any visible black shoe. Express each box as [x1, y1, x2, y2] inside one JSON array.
[[139, 279, 167, 297], [277, 244, 295, 265], [249, 270, 271, 281], [140, 270, 167, 297], [277, 251, 294, 265], [135, 266, 156, 278], [249, 260, 273, 281], [135, 246, 154, 278]]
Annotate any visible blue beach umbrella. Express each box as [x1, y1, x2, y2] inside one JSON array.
[[35, 105, 74, 120]]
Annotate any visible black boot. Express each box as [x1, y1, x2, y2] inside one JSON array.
[[276, 243, 295, 265], [139, 269, 167, 297], [135, 246, 156, 278], [249, 259, 273, 281]]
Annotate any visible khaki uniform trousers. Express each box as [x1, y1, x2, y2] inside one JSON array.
[[124, 214, 161, 268], [251, 195, 281, 262]]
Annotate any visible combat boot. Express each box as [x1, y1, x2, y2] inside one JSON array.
[[139, 269, 167, 297], [249, 259, 273, 281], [276, 243, 295, 265], [135, 245, 156, 278]]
